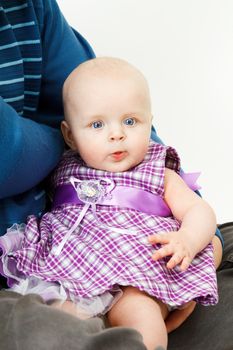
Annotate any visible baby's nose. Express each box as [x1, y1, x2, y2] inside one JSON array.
[[109, 128, 126, 141], [109, 134, 125, 141]]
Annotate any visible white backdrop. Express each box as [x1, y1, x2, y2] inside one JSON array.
[[57, 0, 233, 223]]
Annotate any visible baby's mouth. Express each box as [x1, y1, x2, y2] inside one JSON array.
[[111, 151, 127, 161]]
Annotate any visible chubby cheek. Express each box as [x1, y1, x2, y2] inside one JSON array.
[[78, 144, 103, 168], [134, 143, 149, 162], [74, 134, 97, 156]]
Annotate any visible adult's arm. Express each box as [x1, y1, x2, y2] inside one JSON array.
[[0, 98, 64, 199], [0, 0, 94, 199]]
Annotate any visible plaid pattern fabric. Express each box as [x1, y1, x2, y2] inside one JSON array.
[[2, 141, 218, 307]]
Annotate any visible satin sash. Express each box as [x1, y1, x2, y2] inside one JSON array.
[[52, 172, 200, 218]]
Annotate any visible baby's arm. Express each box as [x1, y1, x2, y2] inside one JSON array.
[[149, 168, 217, 271]]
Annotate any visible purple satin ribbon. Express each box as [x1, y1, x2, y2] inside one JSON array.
[[52, 184, 172, 217], [52, 172, 200, 218], [180, 172, 201, 191]]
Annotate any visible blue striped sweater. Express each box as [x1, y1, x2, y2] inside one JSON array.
[[0, 0, 95, 234], [0, 1, 42, 116]]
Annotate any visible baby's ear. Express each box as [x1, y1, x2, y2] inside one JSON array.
[[61, 121, 76, 150]]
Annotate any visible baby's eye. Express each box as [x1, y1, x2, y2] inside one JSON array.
[[91, 121, 104, 129], [123, 117, 136, 126]]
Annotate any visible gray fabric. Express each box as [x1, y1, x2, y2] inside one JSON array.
[[168, 222, 233, 350], [0, 291, 145, 350]]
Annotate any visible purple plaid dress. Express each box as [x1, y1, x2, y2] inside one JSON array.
[[0, 141, 218, 314]]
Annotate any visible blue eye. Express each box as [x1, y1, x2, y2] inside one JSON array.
[[92, 121, 103, 129], [123, 117, 136, 126]]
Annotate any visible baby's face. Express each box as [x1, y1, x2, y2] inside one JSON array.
[[64, 73, 152, 172]]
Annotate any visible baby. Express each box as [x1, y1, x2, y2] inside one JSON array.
[[0, 57, 221, 350]]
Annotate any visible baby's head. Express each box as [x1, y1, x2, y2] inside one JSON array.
[[62, 57, 153, 172]]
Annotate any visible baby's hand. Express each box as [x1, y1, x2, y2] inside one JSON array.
[[148, 230, 194, 271]]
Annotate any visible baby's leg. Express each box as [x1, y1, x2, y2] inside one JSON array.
[[50, 300, 92, 319], [107, 286, 169, 350]]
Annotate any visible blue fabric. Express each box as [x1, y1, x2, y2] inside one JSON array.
[[215, 227, 224, 247], [0, 0, 95, 235], [0, 1, 42, 115]]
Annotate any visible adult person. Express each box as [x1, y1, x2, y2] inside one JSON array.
[[0, 1, 145, 349]]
